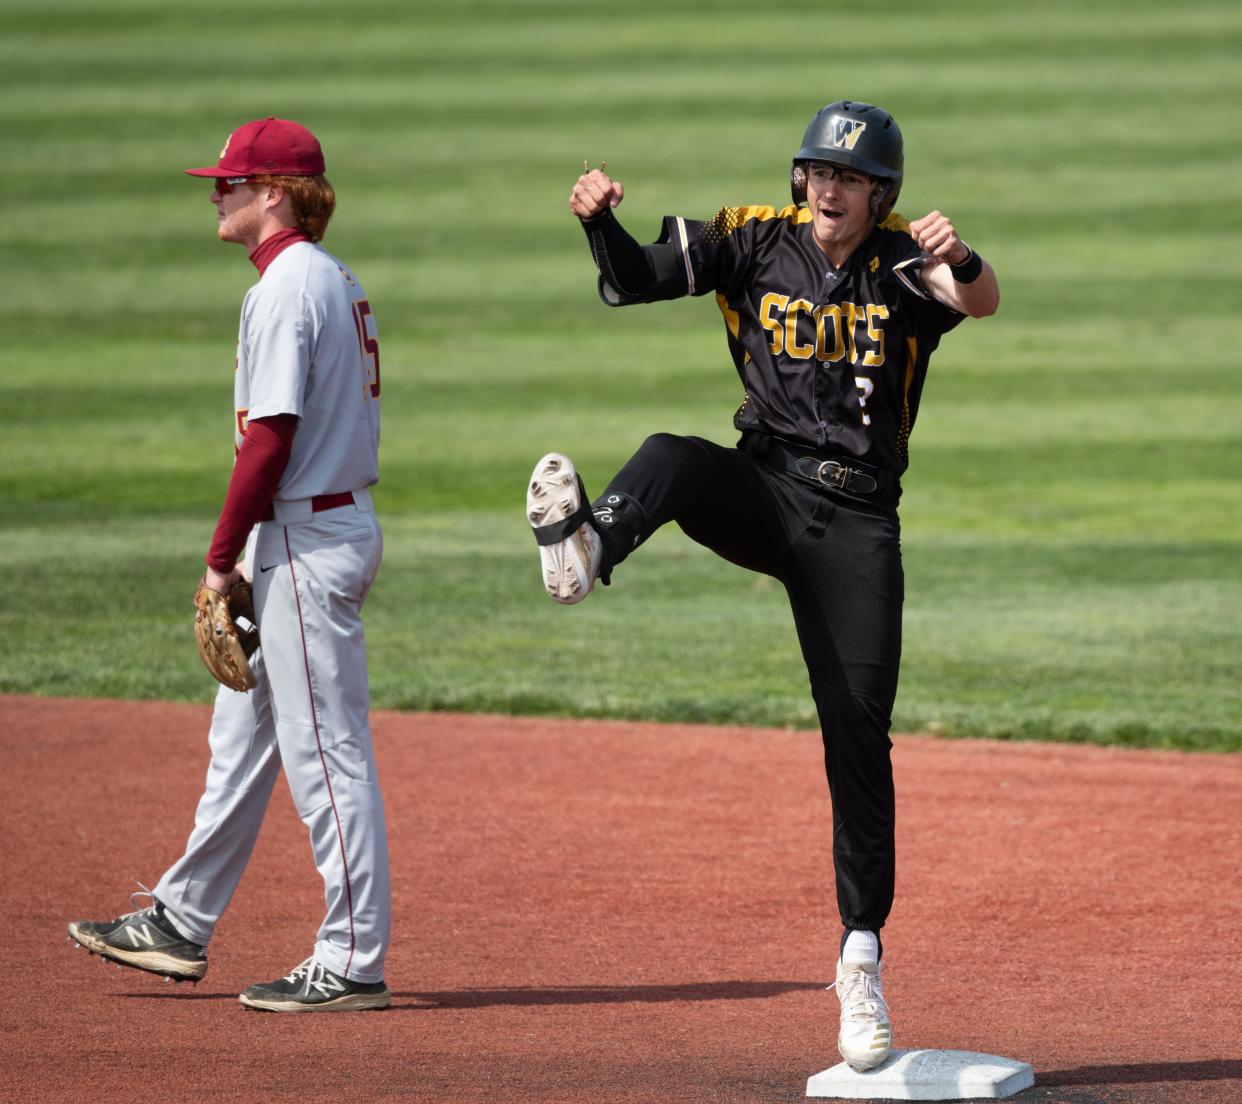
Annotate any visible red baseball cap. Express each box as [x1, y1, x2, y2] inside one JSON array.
[[184, 117, 325, 178]]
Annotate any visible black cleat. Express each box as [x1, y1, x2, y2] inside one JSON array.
[[67, 891, 207, 982], [239, 957, 390, 1012]]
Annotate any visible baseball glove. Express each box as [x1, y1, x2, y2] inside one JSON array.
[[193, 579, 259, 692]]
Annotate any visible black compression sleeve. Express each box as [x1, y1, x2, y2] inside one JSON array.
[[581, 209, 689, 304], [580, 209, 656, 296]]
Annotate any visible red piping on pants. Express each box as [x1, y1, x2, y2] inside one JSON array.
[[284, 527, 358, 978]]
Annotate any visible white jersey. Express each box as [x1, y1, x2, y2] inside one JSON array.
[[234, 240, 381, 501]]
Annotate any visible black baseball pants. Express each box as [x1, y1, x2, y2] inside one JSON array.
[[592, 432, 903, 934]]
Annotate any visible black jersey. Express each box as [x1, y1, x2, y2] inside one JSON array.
[[598, 205, 963, 475]]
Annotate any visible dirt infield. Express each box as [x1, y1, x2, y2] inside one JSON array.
[[1, 695, 1238, 1103]]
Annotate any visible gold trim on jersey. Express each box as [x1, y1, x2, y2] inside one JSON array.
[[716, 293, 751, 365], [880, 210, 910, 234], [717, 292, 742, 343], [707, 203, 909, 240], [898, 336, 917, 466], [706, 204, 811, 241]]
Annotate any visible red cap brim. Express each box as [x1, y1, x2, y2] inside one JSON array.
[[184, 166, 237, 178]]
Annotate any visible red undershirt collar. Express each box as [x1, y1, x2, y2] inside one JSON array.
[[250, 227, 311, 276]]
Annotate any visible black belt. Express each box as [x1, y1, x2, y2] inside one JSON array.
[[740, 431, 897, 503]]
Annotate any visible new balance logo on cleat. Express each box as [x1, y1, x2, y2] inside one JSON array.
[[67, 891, 208, 983], [239, 957, 390, 1013], [308, 970, 346, 999], [125, 924, 157, 948]]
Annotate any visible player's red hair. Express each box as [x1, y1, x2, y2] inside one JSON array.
[[252, 174, 336, 242]]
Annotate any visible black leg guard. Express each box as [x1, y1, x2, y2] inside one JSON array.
[[589, 489, 650, 581]]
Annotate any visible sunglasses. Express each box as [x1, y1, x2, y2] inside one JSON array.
[[214, 176, 251, 195], [807, 164, 873, 191]]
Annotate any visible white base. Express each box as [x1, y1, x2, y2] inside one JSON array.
[[806, 1049, 1034, 1100]]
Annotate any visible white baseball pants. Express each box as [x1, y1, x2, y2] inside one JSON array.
[[154, 493, 391, 983]]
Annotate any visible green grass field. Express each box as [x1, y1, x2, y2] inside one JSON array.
[[2, 0, 1239, 751]]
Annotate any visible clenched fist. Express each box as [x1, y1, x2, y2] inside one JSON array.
[[570, 165, 624, 221], [909, 210, 970, 266]]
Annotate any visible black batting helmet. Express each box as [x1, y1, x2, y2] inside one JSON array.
[[791, 100, 904, 218]]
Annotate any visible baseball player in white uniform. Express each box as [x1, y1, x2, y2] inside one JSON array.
[[68, 117, 391, 1012]]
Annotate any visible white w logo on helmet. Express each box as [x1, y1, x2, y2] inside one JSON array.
[[829, 116, 867, 150]]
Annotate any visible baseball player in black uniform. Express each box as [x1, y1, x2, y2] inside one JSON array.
[[526, 100, 999, 1071]]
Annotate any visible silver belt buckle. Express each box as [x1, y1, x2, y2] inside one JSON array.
[[817, 460, 849, 489]]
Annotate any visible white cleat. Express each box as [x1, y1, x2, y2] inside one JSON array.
[[834, 959, 893, 1071], [526, 452, 603, 605]]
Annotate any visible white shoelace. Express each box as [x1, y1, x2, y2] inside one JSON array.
[[283, 956, 346, 998], [115, 883, 159, 922], [833, 964, 889, 1023]]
